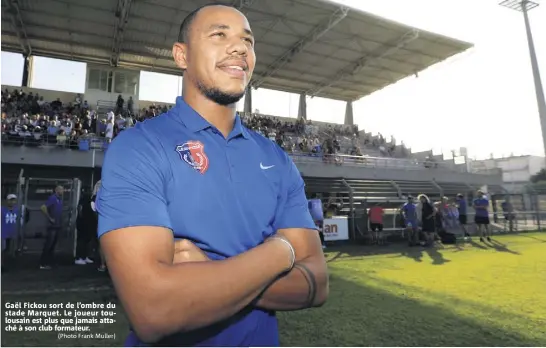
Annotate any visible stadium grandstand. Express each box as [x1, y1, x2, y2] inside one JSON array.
[[3, 0, 535, 255]]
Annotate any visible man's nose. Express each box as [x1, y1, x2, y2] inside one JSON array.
[[227, 38, 249, 56]]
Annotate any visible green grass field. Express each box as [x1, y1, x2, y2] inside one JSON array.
[[2, 233, 545, 347]]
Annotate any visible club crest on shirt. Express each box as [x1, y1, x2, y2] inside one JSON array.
[[175, 140, 209, 174]]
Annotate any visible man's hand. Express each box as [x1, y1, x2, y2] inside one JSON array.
[[173, 239, 210, 264]]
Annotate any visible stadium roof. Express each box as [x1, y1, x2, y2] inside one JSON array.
[[1, 0, 473, 101]]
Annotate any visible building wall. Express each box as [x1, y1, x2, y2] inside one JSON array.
[[84, 65, 140, 110], [529, 156, 546, 177], [471, 155, 545, 188]]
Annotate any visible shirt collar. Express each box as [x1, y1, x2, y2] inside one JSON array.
[[175, 97, 249, 139]]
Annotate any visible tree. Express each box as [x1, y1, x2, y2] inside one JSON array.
[[530, 168, 546, 183]]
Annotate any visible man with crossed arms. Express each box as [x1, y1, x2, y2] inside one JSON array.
[[97, 4, 328, 346]]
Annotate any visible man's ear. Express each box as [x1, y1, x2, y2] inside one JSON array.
[[173, 43, 188, 71]]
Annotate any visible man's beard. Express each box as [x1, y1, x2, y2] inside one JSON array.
[[198, 82, 245, 106]]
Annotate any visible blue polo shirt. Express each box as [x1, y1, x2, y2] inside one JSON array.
[[45, 194, 63, 228], [402, 202, 417, 224], [456, 198, 467, 215], [1, 206, 19, 239], [473, 197, 489, 217], [97, 97, 315, 347]]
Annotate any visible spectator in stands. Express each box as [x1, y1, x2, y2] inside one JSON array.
[[127, 96, 134, 115], [1, 88, 101, 148], [74, 93, 82, 108], [56, 129, 67, 147], [322, 137, 334, 162], [105, 117, 115, 143], [125, 113, 134, 128], [115, 94, 124, 115], [82, 111, 93, 132], [51, 98, 62, 111]]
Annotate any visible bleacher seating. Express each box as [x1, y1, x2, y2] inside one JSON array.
[[396, 180, 441, 202], [343, 179, 401, 203], [437, 182, 473, 198]]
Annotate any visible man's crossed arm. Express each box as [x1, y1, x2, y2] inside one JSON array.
[[101, 226, 328, 343], [174, 228, 328, 311]]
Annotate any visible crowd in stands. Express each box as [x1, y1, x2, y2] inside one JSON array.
[[2, 88, 411, 161], [240, 113, 411, 161], [1, 88, 98, 148]]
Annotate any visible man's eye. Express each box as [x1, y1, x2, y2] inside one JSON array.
[[212, 32, 225, 37]]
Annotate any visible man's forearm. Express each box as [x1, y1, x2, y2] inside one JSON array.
[[124, 240, 290, 342], [41, 207, 52, 220], [254, 256, 328, 311]]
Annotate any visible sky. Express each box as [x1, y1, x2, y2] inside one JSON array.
[[1, 0, 545, 159]]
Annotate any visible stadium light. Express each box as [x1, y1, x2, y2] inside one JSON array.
[[499, 0, 546, 156]]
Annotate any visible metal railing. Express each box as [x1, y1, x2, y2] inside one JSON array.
[[1, 132, 107, 150], [1, 133, 503, 176], [291, 153, 496, 174]]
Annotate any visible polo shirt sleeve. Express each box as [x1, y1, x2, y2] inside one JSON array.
[[96, 128, 173, 238], [45, 195, 55, 207], [272, 154, 316, 231]]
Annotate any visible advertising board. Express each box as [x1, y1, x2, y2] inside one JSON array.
[[323, 217, 349, 241]]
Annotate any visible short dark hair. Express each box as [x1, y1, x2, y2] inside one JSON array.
[[177, 3, 231, 44]]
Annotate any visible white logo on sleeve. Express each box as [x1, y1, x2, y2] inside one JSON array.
[[260, 163, 275, 170], [5, 213, 17, 224]]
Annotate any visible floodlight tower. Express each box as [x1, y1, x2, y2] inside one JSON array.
[[499, 0, 546, 156]]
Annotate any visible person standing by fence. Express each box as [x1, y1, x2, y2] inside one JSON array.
[[39, 185, 64, 270], [473, 190, 491, 243], [2, 194, 20, 272]]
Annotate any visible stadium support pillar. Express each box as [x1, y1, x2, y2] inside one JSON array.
[[344, 101, 354, 125], [522, 3, 546, 157], [244, 86, 252, 113], [298, 93, 307, 120], [21, 55, 31, 87], [500, 0, 546, 156]]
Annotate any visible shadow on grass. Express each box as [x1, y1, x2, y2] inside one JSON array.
[[518, 234, 546, 243], [423, 246, 451, 265], [1, 253, 111, 294], [468, 239, 489, 250], [485, 239, 521, 255], [325, 233, 545, 264], [278, 275, 545, 347]]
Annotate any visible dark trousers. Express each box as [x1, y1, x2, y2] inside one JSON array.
[[40, 227, 60, 266], [319, 230, 325, 244], [76, 222, 95, 259]]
